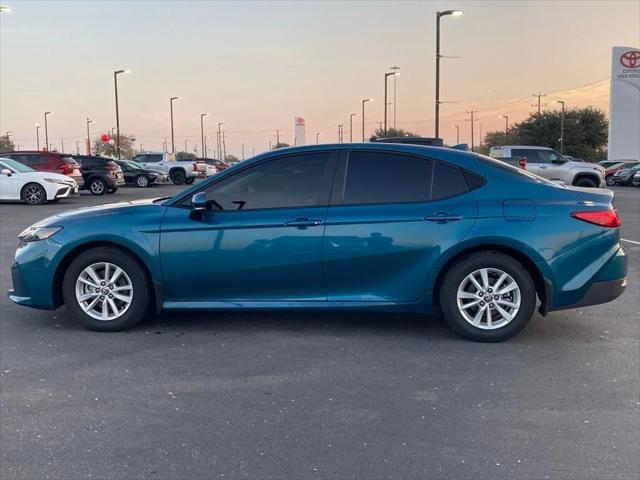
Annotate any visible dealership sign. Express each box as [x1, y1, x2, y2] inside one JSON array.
[[608, 46, 640, 161], [294, 116, 306, 146]]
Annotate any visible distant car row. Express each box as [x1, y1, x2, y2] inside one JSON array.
[[0, 150, 229, 205], [598, 160, 640, 186]]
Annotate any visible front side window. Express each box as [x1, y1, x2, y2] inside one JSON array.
[[197, 152, 332, 210], [337, 151, 432, 205], [144, 154, 163, 163]]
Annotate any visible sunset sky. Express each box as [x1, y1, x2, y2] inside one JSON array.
[[1, 0, 638, 157]]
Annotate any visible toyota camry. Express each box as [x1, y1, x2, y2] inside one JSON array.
[[8, 143, 628, 342]]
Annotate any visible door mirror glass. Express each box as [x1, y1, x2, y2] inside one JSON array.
[[191, 192, 207, 211], [1, 168, 12, 176]]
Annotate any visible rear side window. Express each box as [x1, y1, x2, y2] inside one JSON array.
[[338, 151, 432, 205], [146, 154, 163, 163], [431, 162, 469, 200]]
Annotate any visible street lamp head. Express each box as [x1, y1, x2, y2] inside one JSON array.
[[201, 113, 209, 117], [44, 111, 52, 115], [553, 100, 565, 105], [0, 6, 12, 13], [115, 69, 131, 75], [363, 98, 373, 103], [499, 115, 508, 119], [170, 96, 179, 101], [439, 9, 463, 18], [35, 123, 40, 127]]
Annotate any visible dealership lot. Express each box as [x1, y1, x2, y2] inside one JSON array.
[[0, 184, 638, 479]]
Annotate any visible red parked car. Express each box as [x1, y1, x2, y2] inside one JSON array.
[[604, 161, 640, 186], [0, 151, 84, 189]]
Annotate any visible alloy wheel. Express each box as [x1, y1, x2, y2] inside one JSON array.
[[136, 176, 149, 187], [90, 180, 105, 194], [456, 268, 521, 330], [24, 185, 43, 204], [75, 262, 134, 321]]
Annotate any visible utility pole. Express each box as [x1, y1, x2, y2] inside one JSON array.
[[241, 143, 245, 160], [531, 92, 547, 114], [275, 129, 280, 146], [466, 110, 478, 152], [75, 141, 80, 154], [86, 117, 93, 155], [338, 124, 343, 142], [61, 138, 65, 152], [316, 132, 320, 144], [222, 129, 226, 159], [217, 123, 224, 159]]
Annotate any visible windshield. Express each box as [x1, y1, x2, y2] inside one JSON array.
[[0, 158, 35, 173]]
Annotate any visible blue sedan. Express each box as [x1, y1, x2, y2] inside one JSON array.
[[8, 144, 628, 341]]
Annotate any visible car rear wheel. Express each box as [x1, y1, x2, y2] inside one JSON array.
[[135, 175, 149, 188], [89, 178, 107, 195], [62, 247, 152, 331], [21, 183, 47, 205], [439, 251, 536, 342], [574, 177, 597, 188], [170, 170, 185, 185], [605, 175, 616, 186]]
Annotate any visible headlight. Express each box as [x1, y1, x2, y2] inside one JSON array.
[[18, 226, 63, 243], [44, 178, 68, 184]]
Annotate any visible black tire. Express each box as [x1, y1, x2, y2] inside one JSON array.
[[21, 183, 47, 205], [107, 187, 118, 194], [605, 175, 616, 186], [439, 251, 537, 342], [88, 177, 107, 195], [574, 177, 597, 188], [170, 169, 185, 185], [62, 247, 152, 332], [185, 177, 195, 184], [135, 175, 149, 188]]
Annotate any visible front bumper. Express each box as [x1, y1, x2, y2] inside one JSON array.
[[54, 184, 79, 199], [152, 174, 170, 184]]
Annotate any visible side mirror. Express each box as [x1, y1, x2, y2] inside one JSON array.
[[189, 192, 208, 220], [1, 168, 12, 176]]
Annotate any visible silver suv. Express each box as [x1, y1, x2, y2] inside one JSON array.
[[489, 146, 605, 188]]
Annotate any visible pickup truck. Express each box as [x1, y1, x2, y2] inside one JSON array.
[[489, 146, 605, 188], [130, 152, 198, 185]]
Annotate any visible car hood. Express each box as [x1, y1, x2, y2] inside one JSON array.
[[22, 171, 76, 184], [34, 198, 163, 226]]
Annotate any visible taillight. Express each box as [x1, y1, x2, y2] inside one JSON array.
[[571, 210, 621, 228], [58, 163, 72, 175], [193, 163, 198, 172], [519, 157, 527, 169]]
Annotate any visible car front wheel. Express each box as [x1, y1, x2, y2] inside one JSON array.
[[136, 175, 149, 188], [439, 251, 536, 342], [62, 247, 152, 331], [21, 183, 47, 205], [606, 175, 616, 186]]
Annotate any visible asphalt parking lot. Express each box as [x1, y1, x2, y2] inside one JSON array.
[[0, 183, 638, 480]]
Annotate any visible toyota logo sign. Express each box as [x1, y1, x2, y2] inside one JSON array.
[[620, 50, 640, 68]]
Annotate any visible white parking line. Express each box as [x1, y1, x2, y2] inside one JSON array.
[[622, 238, 640, 245]]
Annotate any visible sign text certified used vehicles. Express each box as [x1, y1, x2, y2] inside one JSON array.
[[8, 144, 627, 342], [490, 146, 605, 187], [0, 158, 78, 205]]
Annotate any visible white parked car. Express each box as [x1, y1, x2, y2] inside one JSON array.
[[0, 158, 78, 205], [489, 146, 605, 188]]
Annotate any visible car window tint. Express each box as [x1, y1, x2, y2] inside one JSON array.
[[145, 154, 163, 163], [431, 162, 469, 200], [203, 153, 331, 210], [339, 151, 431, 205]]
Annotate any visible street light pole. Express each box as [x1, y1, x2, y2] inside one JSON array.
[[170, 96, 179, 154], [384, 72, 398, 135], [184, 139, 189, 152], [390, 65, 400, 129], [86, 117, 92, 154], [217, 123, 224, 159], [452, 124, 460, 144], [435, 10, 463, 140], [316, 132, 320, 144], [35, 123, 40, 150], [242, 143, 245, 160], [362, 98, 373, 142], [113, 69, 130, 159], [349, 113, 357, 142], [554, 100, 565, 154], [499, 115, 509, 145], [44, 111, 52, 152], [200, 113, 208, 160]]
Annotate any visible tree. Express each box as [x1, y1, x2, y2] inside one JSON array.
[[481, 107, 608, 162], [224, 154, 239, 163], [371, 127, 419, 140], [93, 133, 136, 159], [176, 151, 196, 160], [273, 142, 290, 149], [0, 134, 15, 152]]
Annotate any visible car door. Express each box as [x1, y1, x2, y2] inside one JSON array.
[[511, 149, 545, 177], [137, 154, 165, 171], [322, 150, 478, 303], [0, 160, 20, 199], [160, 151, 338, 302]]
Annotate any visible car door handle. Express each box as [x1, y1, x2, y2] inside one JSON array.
[[285, 218, 323, 228], [424, 212, 462, 223]]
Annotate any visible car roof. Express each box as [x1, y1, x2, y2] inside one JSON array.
[[246, 142, 477, 166]]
